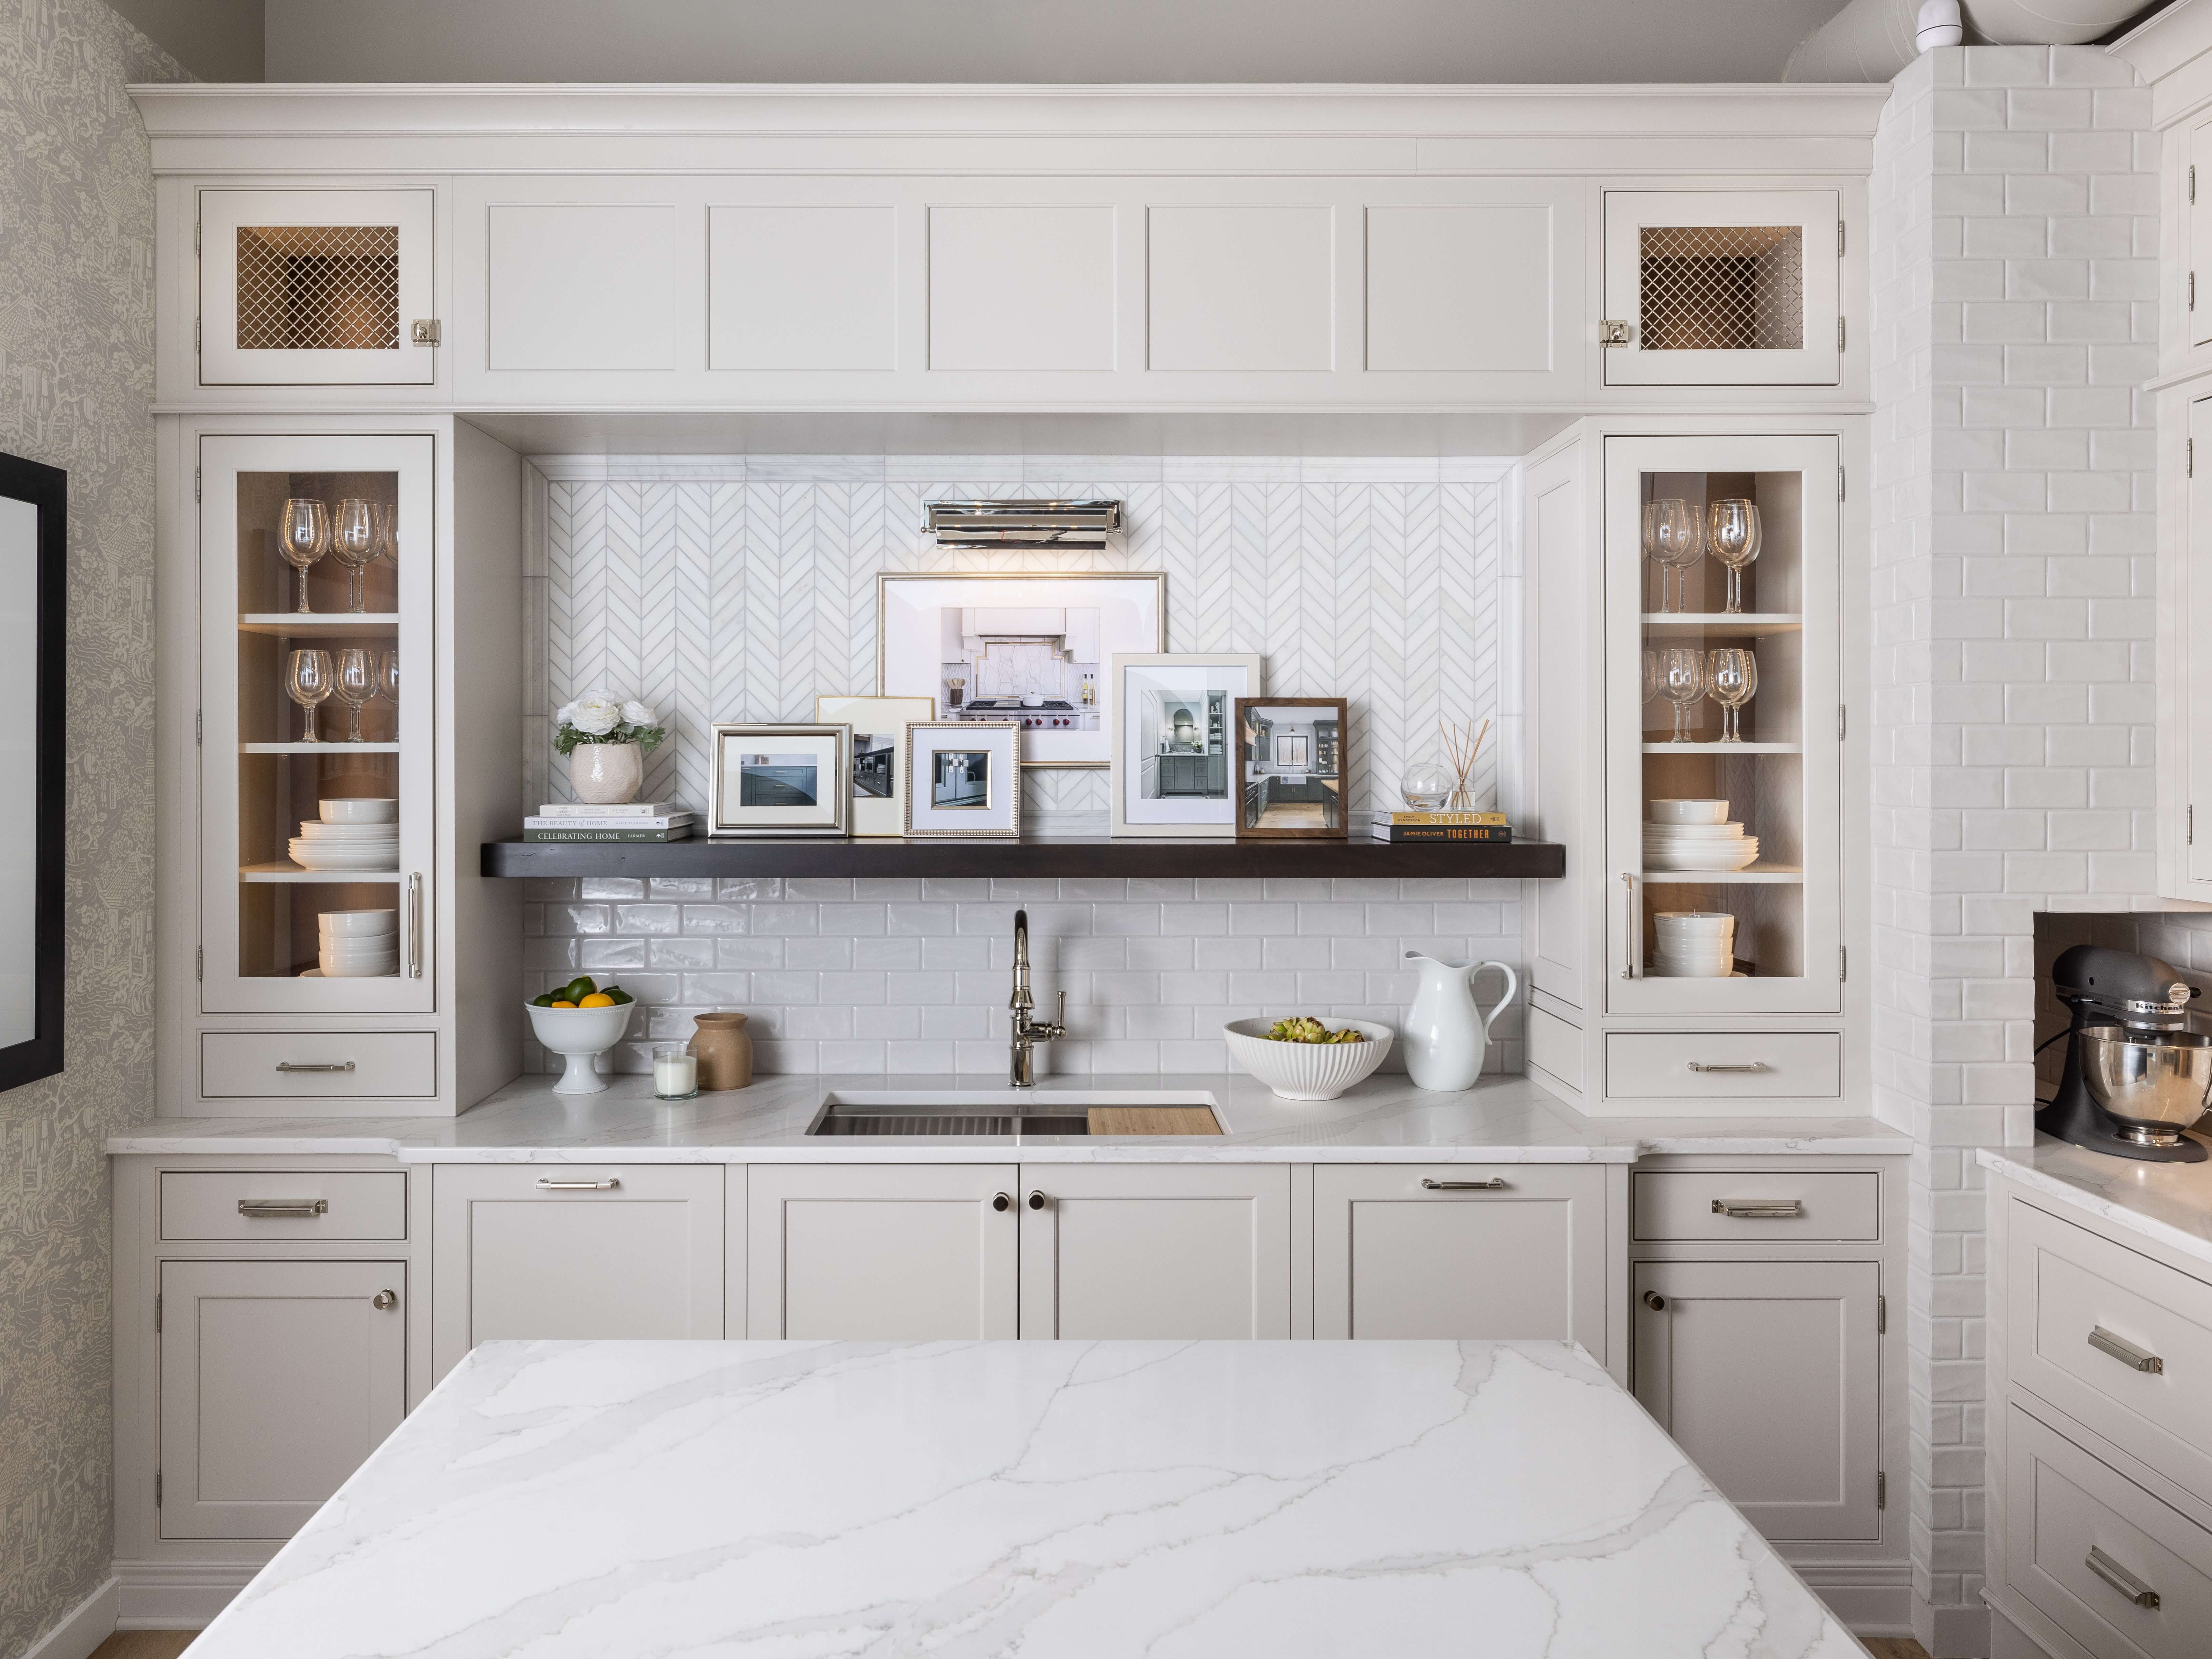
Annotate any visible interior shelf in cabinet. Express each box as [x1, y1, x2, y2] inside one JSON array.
[[241, 742, 401, 755], [1640, 864, 1804, 883], [1640, 742, 1800, 754], [239, 862, 402, 883], [238, 612, 401, 637], [1638, 613, 1802, 636]]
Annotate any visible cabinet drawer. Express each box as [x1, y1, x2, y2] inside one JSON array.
[[2008, 1199, 2212, 1500], [2007, 1405, 2212, 1659], [161, 1170, 407, 1241], [1633, 1170, 1878, 1242], [201, 1031, 437, 1098], [1604, 1031, 1841, 1099]]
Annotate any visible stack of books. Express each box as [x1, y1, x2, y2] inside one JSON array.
[[523, 803, 694, 843], [1370, 811, 1510, 843]]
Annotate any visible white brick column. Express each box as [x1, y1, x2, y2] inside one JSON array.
[[1869, 43, 2157, 1656]]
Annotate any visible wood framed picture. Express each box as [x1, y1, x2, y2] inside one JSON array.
[[1108, 652, 1261, 838], [814, 694, 934, 838], [904, 721, 1021, 838], [706, 724, 851, 838], [1233, 697, 1348, 840], [875, 571, 1166, 769]]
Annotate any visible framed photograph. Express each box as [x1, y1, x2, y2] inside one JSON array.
[[707, 724, 851, 838], [876, 571, 1167, 769], [904, 721, 1021, 838], [1233, 697, 1349, 840], [814, 694, 934, 838], [1108, 652, 1262, 838]]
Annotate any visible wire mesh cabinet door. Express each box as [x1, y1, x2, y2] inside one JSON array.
[[199, 189, 436, 386], [1602, 191, 1840, 387]]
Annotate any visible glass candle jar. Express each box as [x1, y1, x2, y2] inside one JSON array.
[[652, 1043, 698, 1101]]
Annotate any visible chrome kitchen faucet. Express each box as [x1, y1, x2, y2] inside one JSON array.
[[1009, 909, 1065, 1086]]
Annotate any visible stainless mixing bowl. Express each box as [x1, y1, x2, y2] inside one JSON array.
[[2080, 1025, 2212, 1144]]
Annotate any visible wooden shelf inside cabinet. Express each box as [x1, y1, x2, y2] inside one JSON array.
[[238, 613, 401, 637], [240, 862, 402, 883], [482, 836, 1567, 881], [1639, 742, 1801, 755], [1639, 613, 1803, 637], [241, 742, 401, 754], [1640, 864, 1805, 884]]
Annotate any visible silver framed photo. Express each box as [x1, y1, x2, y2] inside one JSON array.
[[707, 723, 851, 838], [1108, 652, 1262, 838], [903, 721, 1021, 838], [875, 571, 1166, 769]]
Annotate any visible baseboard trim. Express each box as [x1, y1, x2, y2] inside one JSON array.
[[1792, 1562, 1912, 1636], [114, 1560, 257, 1630], [1914, 1592, 1994, 1658], [21, 1578, 119, 1659]]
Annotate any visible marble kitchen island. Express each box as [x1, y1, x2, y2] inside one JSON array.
[[179, 1337, 1863, 1658]]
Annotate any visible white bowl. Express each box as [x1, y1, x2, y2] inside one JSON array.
[[321, 937, 398, 959], [296, 822, 400, 839], [1644, 822, 1748, 840], [319, 909, 398, 937], [1648, 799, 1729, 825], [1223, 1018, 1393, 1101], [525, 999, 638, 1094], [290, 840, 399, 871], [1648, 847, 1761, 873], [1655, 910, 1735, 931], [319, 955, 398, 978], [320, 799, 398, 824], [1651, 957, 1735, 979]]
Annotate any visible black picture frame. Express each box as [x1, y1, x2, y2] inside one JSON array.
[[0, 452, 64, 1093]]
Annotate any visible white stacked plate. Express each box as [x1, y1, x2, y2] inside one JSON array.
[[319, 909, 397, 977], [1653, 911, 1735, 978], [291, 815, 399, 872], [1645, 812, 1759, 874]]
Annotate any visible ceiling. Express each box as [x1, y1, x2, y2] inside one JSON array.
[[119, 0, 1862, 85]]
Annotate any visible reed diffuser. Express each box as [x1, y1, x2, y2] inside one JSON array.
[[1439, 717, 1489, 812]]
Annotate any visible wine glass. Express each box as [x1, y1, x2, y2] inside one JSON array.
[[1658, 646, 1707, 744], [331, 498, 378, 614], [1707, 648, 1758, 744], [1707, 499, 1762, 615], [285, 648, 335, 742], [334, 647, 375, 742], [279, 498, 330, 615], [372, 501, 397, 570], [1643, 499, 1701, 613], [1641, 648, 1661, 703]]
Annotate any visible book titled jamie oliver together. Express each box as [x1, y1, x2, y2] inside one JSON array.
[[1370, 823, 1511, 842]]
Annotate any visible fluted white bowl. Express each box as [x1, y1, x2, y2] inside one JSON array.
[[320, 798, 398, 824], [524, 999, 637, 1094], [1223, 1018, 1393, 1101], [1648, 799, 1729, 824], [319, 908, 398, 936]]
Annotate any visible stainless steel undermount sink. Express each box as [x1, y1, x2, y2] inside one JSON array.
[[806, 1090, 1223, 1138]]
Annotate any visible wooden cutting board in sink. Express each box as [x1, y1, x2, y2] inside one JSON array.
[[1086, 1105, 1223, 1136]]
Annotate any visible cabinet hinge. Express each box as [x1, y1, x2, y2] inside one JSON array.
[[194, 316, 201, 354], [1837, 466, 1846, 502], [1839, 945, 1848, 981], [1877, 1294, 1886, 1334], [1837, 220, 1846, 256], [194, 218, 201, 255], [194, 466, 201, 503], [196, 946, 203, 982], [2193, 164, 2198, 204], [195, 709, 202, 746], [1837, 705, 1847, 740], [1877, 1470, 1886, 1510], [2190, 803, 2196, 845], [154, 1293, 162, 1334], [2192, 439, 2197, 479], [2193, 272, 2198, 312], [1838, 316, 1847, 352], [155, 1470, 162, 1508]]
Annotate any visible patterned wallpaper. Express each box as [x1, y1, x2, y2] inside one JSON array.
[[526, 459, 1518, 828], [0, 5, 181, 1655]]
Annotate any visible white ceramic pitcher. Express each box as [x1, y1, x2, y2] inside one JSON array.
[[1401, 952, 1519, 1091]]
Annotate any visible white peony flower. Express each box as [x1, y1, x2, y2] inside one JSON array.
[[622, 700, 658, 728], [558, 689, 624, 738]]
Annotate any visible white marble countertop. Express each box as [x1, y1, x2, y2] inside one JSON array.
[[185, 1337, 1863, 1659], [108, 1070, 1910, 1163], [1979, 1133, 2212, 1269]]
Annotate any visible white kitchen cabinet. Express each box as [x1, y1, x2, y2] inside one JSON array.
[[1311, 1165, 1608, 1355], [2176, 392, 2212, 898], [1603, 190, 1840, 386], [158, 1258, 406, 1540], [431, 1165, 723, 1374], [1018, 1163, 1291, 1339], [1632, 1258, 1881, 1542], [746, 1164, 1019, 1338], [2192, 118, 2212, 353], [198, 188, 436, 386]]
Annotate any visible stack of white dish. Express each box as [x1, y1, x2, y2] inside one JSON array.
[[1653, 911, 1738, 979], [1645, 798, 1758, 873], [290, 798, 398, 872], [317, 908, 397, 978]]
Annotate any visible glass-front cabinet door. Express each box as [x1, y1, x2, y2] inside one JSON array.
[[200, 434, 434, 1013], [1605, 435, 1839, 1015]]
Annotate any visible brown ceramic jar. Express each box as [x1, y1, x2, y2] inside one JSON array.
[[686, 1011, 753, 1091]]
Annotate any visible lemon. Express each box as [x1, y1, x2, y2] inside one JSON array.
[[550, 999, 577, 1010], [578, 992, 615, 1008]]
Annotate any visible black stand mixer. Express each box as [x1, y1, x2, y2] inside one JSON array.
[[2042, 944, 2211, 1163]]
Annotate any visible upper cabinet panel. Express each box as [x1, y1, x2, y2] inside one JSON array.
[[1603, 189, 1841, 386], [487, 204, 678, 372], [928, 205, 1117, 372], [2189, 120, 2212, 352], [1148, 206, 1334, 372], [199, 189, 436, 386], [1365, 204, 1553, 374], [709, 205, 897, 372]]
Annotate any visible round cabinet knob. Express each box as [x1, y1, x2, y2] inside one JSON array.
[[1028, 1190, 1047, 1210], [991, 1192, 1012, 1212], [1641, 1291, 1667, 1312], [372, 1289, 399, 1311]]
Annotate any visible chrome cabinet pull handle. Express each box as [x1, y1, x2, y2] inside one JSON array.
[[1688, 1061, 1770, 1073], [1028, 1190, 1047, 1210], [1421, 1177, 1509, 1191], [2085, 1545, 2160, 1609], [536, 1177, 620, 1191], [991, 1192, 1011, 1212], [275, 1060, 355, 1073], [1620, 872, 1640, 979], [237, 1198, 328, 1218], [1642, 1291, 1667, 1311], [408, 872, 424, 978], [1711, 1199, 1804, 1219], [2088, 1325, 2164, 1374], [372, 1289, 398, 1311]]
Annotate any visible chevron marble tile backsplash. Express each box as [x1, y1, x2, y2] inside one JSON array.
[[524, 456, 1524, 1076]]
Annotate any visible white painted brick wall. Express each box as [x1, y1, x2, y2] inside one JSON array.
[[1870, 43, 2158, 1653]]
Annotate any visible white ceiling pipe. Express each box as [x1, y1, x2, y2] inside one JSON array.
[[1783, 0, 2143, 80]]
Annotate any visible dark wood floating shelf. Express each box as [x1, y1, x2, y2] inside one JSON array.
[[482, 836, 1566, 881]]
